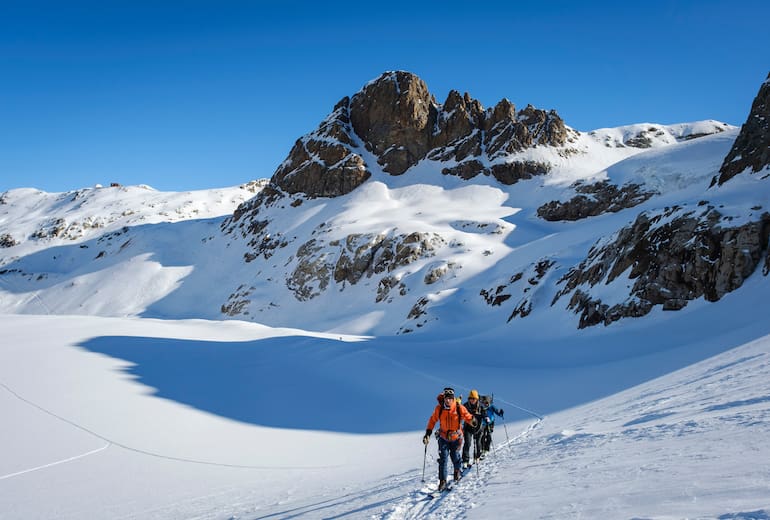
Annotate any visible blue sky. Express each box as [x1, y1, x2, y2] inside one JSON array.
[[1, 0, 768, 193]]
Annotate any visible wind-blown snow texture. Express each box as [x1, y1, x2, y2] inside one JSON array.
[[2, 73, 770, 518]]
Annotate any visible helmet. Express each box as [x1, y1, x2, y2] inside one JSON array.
[[468, 389, 479, 399]]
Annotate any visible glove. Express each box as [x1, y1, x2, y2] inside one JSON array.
[[470, 418, 478, 428], [423, 429, 431, 445], [498, 408, 504, 417]]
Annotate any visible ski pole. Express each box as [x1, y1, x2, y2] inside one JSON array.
[[490, 425, 496, 457], [503, 419, 510, 445], [421, 442, 428, 483]]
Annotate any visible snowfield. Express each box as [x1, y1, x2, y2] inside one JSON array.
[[1, 300, 769, 518]]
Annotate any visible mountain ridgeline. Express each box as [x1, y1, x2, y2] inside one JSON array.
[[1, 71, 768, 337], [222, 71, 768, 333]]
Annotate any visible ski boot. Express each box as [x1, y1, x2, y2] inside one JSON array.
[[454, 468, 462, 481], [438, 479, 447, 491]]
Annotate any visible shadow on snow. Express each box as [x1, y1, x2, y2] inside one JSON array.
[[76, 334, 433, 434]]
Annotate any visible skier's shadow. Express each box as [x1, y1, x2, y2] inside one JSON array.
[[77, 334, 425, 433]]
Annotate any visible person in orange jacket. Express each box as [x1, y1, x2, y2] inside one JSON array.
[[423, 387, 477, 490]]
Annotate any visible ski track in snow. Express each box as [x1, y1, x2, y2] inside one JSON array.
[[0, 379, 345, 473], [382, 419, 542, 520], [0, 442, 110, 481], [237, 420, 543, 520]]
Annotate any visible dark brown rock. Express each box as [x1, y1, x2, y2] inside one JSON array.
[[537, 182, 655, 221], [349, 71, 438, 175], [441, 160, 486, 180], [624, 131, 654, 149], [272, 99, 371, 197], [554, 207, 770, 327], [432, 90, 483, 151], [714, 73, 770, 185], [517, 105, 569, 147], [0, 233, 18, 248], [490, 161, 551, 185]]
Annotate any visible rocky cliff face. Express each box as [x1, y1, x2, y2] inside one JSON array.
[[553, 205, 770, 328], [272, 98, 371, 198], [713, 72, 770, 186], [261, 71, 575, 201], [222, 71, 579, 311], [217, 72, 769, 333], [526, 76, 770, 327]]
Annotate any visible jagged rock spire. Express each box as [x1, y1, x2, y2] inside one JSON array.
[[270, 70, 570, 198], [713, 72, 770, 186], [349, 71, 438, 175]]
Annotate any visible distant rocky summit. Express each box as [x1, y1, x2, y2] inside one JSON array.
[[6, 70, 760, 337], [258, 71, 576, 203], [349, 71, 573, 182], [713, 72, 770, 186], [272, 98, 370, 198], [223, 71, 585, 310], [216, 71, 768, 332]]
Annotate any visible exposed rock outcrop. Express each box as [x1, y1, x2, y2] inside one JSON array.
[[349, 72, 437, 175], [480, 258, 556, 321], [287, 231, 445, 301], [272, 98, 371, 197], [269, 71, 573, 199], [554, 206, 770, 328], [713, 72, 770, 186], [0, 233, 18, 248], [537, 182, 655, 221]]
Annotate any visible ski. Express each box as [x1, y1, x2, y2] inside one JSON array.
[[420, 463, 473, 499]]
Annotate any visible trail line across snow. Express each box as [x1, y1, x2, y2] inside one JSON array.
[[0, 380, 344, 472], [0, 443, 111, 481]]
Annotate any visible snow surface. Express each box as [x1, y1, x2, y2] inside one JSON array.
[[2, 118, 770, 518], [2, 311, 769, 519]]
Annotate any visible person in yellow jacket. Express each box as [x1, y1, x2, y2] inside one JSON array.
[[423, 387, 477, 490]]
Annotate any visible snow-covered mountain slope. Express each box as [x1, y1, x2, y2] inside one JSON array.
[[0, 124, 744, 334], [2, 310, 768, 519], [0, 71, 765, 343], [393, 331, 770, 519], [0, 181, 265, 317]]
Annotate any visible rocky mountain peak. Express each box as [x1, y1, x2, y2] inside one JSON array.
[[349, 71, 438, 175], [713, 72, 770, 186], [488, 98, 517, 127], [261, 71, 572, 201]]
